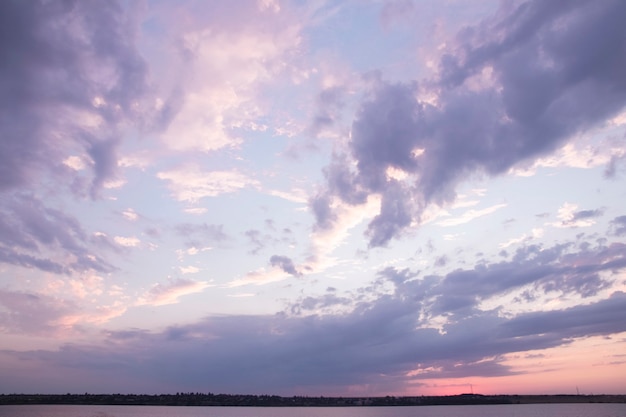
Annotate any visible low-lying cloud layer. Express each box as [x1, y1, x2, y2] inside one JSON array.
[[2, 239, 625, 393]]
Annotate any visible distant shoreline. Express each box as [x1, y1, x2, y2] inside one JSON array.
[[1, 393, 625, 407]]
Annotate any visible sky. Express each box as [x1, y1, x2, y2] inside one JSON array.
[[1, 0, 626, 397]]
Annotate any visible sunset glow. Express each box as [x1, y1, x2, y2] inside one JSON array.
[[1, 0, 625, 396]]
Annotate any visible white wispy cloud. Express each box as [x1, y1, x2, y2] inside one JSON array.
[[548, 203, 601, 228], [183, 207, 209, 215], [157, 165, 260, 203], [114, 236, 141, 247], [226, 267, 290, 288], [138, 278, 213, 306], [437, 203, 507, 227], [121, 208, 139, 221], [266, 188, 308, 203], [511, 142, 618, 176], [179, 266, 200, 274], [500, 228, 544, 249], [62, 155, 87, 171]]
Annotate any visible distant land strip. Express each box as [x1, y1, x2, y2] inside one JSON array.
[[1, 393, 625, 407]]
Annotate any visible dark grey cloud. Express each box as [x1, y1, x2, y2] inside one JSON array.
[[290, 293, 352, 315], [428, 242, 625, 317], [0, 0, 167, 275], [4, 285, 625, 395], [366, 181, 415, 247], [244, 229, 265, 255], [0, 248, 67, 275], [604, 153, 625, 178], [434, 255, 448, 268], [556, 207, 606, 228], [323, 153, 369, 206], [175, 223, 228, 248], [378, 266, 420, 287], [313, 0, 626, 247], [309, 192, 337, 231], [308, 86, 347, 136], [86, 138, 121, 199], [5, 240, 622, 394], [0, 0, 153, 196], [270, 255, 301, 277], [244, 221, 294, 255], [500, 291, 626, 339], [7, 244, 626, 393], [287, 285, 357, 316], [0, 194, 114, 274], [610, 215, 626, 236], [571, 208, 604, 221]]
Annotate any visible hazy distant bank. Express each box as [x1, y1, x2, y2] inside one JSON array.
[[1, 393, 625, 407]]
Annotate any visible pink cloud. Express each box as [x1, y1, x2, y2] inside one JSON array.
[[139, 278, 213, 306]]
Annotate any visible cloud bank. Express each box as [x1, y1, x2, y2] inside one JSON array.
[[3, 239, 625, 394]]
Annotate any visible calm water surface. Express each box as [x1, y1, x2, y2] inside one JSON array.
[[1, 404, 625, 417]]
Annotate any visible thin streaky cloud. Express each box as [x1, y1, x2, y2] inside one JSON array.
[[437, 204, 508, 227]]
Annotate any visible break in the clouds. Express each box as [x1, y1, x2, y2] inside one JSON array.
[[1, 0, 625, 397]]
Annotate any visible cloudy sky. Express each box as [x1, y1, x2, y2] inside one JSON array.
[[1, 0, 626, 396]]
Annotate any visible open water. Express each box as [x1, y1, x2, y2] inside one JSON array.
[[1, 404, 625, 417]]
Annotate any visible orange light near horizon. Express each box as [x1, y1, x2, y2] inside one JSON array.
[[400, 333, 626, 397]]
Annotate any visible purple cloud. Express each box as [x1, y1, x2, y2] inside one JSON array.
[[429, 241, 626, 317], [0, 0, 164, 278], [610, 215, 626, 236], [0, 0, 154, 196], [244, 220, 291, 255], [175, 223, 228, 248], [314, 0, 626, 247], [270, 255, 301, 276], [2, 240, 625, 394], [0, 195, 114, 274], [4, 289, 625, 394]]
